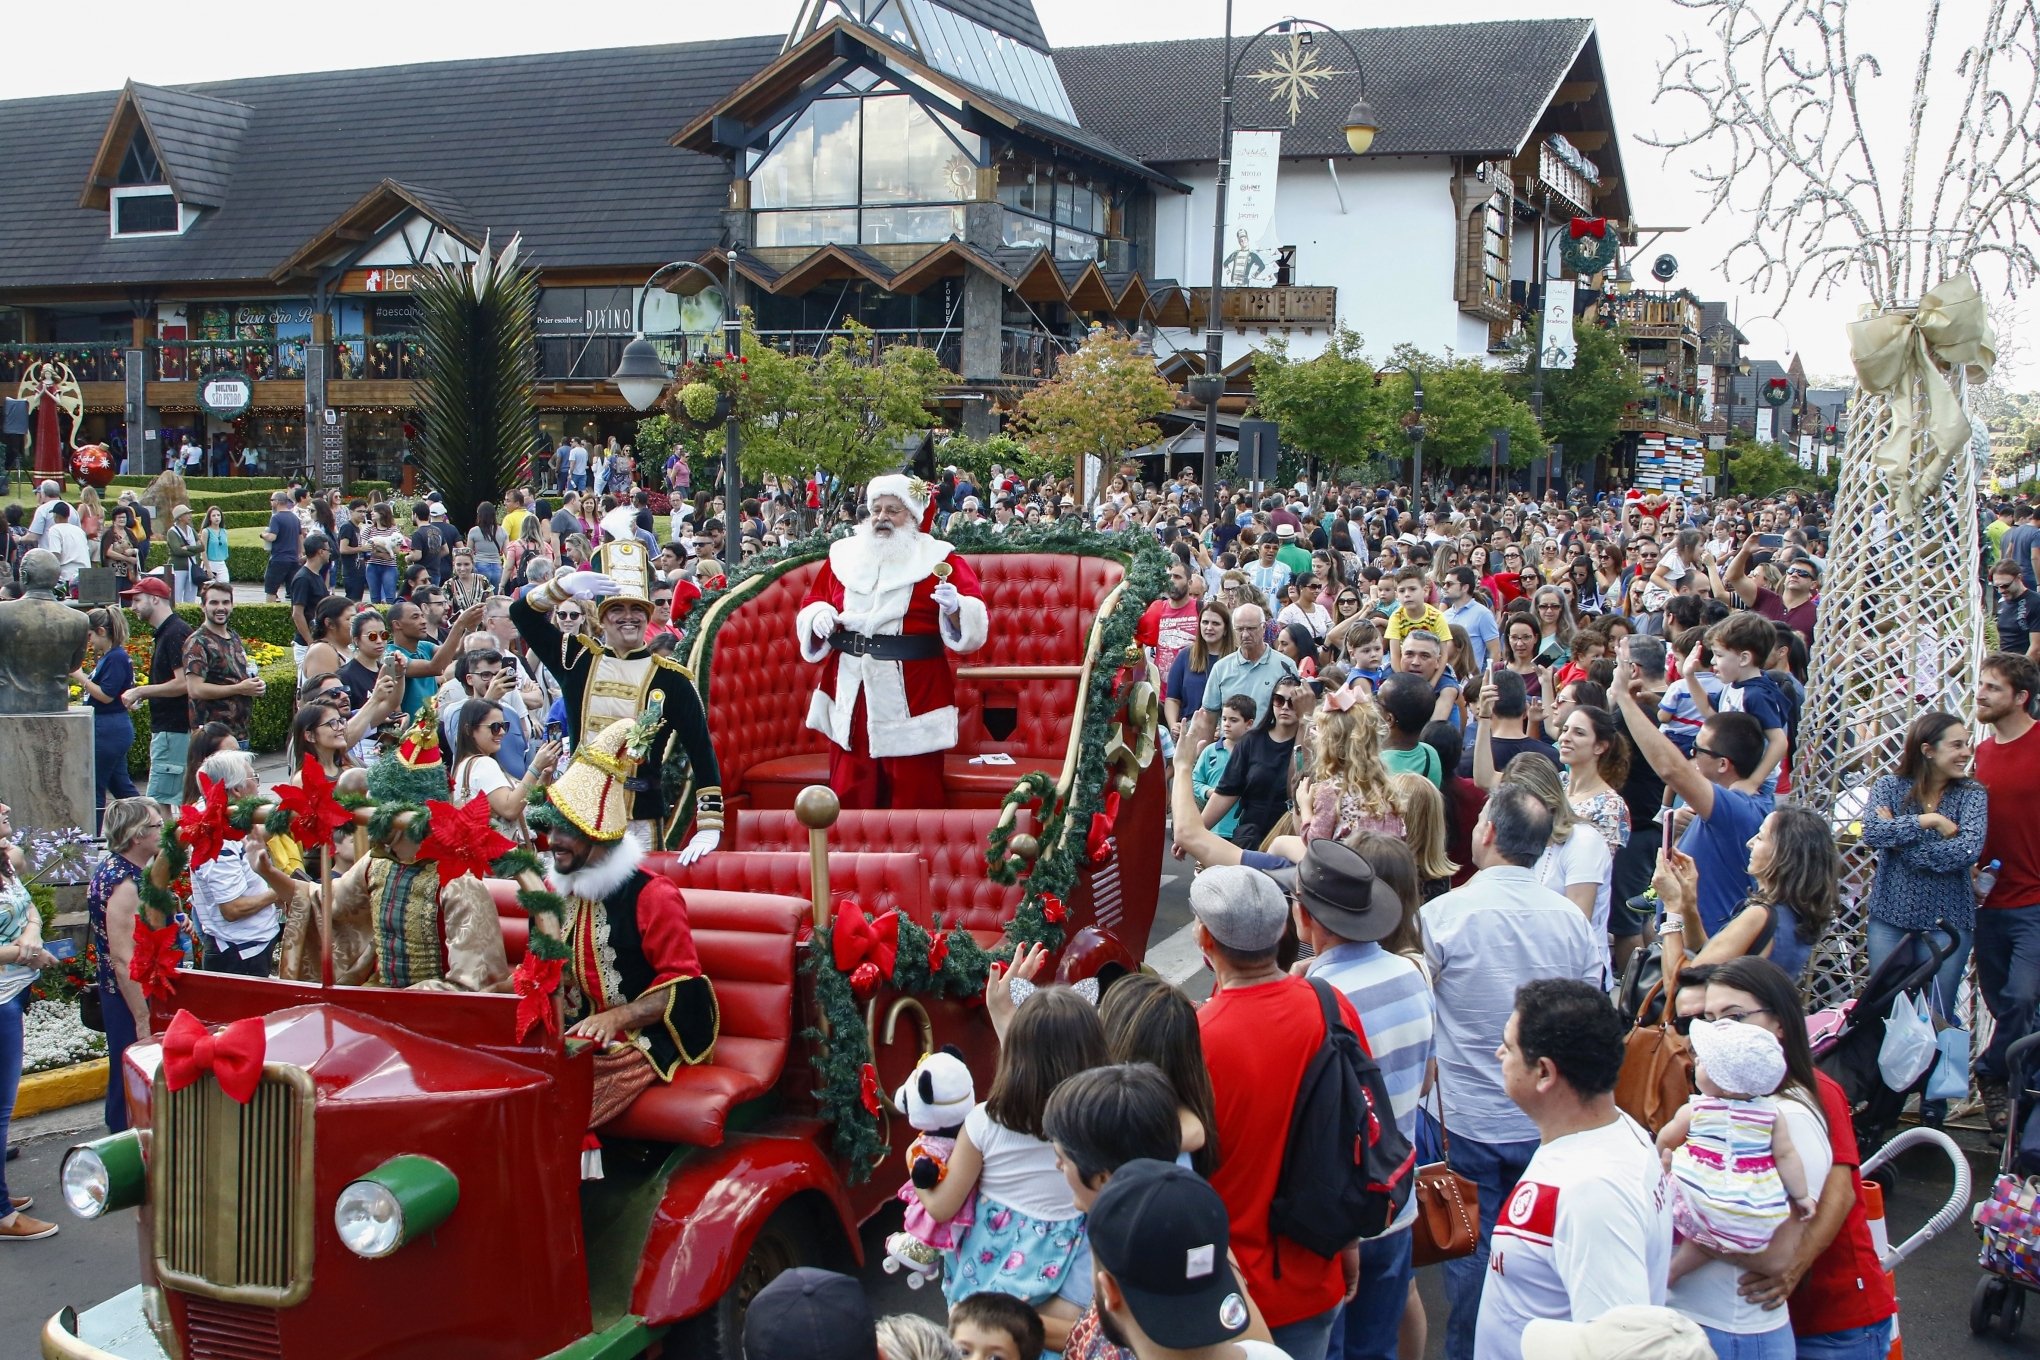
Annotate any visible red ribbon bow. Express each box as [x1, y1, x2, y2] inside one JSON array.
[[926, 926, 952, 975], [129, 918, 186, 1001], [161, 1010, 266, 1104], [421, 796, 516, 884], [1086, 788, 1122, 866], [1569, 216, 1608, 240], [512, 952, 565, 1043], [831, 901, 899, 978], [859, 1062, 882, 1116], [177, 774, 247, 869], [701, 573, 728, 593], [274, 756, 355, 848]]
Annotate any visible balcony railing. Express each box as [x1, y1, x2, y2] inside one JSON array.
[[754, 328, 962, 374], [152, 339, 311, 383], [332, 334, 426, 381], [1602, 291, 1702, 337], [1000, 326, 1076, 379], [0, 343, 128, 384]]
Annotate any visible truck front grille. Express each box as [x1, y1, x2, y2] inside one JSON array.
[[153, 1066, 315, 1308], [184, 1297, 285, 1360]]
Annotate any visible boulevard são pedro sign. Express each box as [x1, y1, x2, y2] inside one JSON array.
[[196, 369, 255, 419]]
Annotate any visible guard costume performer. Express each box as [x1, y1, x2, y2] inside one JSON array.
[[528, 714, 718, 1128], [510, 518, 723, 850], [796, 473, 989, 808], [277, 705, 510, 992]]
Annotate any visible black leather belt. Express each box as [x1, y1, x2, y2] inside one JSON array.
[[828, 631, 944, 661]]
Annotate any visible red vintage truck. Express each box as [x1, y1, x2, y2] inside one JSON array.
[[40, 538, 1165, 1360]]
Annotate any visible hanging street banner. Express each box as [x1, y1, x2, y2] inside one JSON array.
[[1542, 283, 1578, 370], [1222, 130, 1282, 289], [1756, 406, 1775, 444]]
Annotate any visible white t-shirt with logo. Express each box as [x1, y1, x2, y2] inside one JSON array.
[[1473, 1114, 1672, 1360]]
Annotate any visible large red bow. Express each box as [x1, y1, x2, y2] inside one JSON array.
[[161, 1010, 266, 1104], [1087, 788, 1123, 866], [177, 774, 246, 869], [1569, 216, 1608, 240], [512, 952, 564, 1043], [421, 795, 515, 884], [129, 918, 186, 1001], [274, 757, 354, 849], [831, 901, 899, 978]]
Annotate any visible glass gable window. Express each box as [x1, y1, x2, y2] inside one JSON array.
[[117, 135, 162, 186], [750, 76, 983, 248]]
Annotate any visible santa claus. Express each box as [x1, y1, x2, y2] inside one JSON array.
[[797, 474, 988, 808]]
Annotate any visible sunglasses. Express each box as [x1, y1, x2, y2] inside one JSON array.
[[557, 610, 584, 622], [486, 721, 510, 734], [1271, 693, 1299, 707], [1786, 568, 1815, 579]]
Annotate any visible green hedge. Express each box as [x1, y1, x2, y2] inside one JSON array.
[[112, 475, 392, 496], [166, 603, 299, 647], [122, 649, 297, 780]]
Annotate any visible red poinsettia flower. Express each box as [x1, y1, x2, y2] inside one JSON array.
[[177, 774, 246, 869], [129, 919, 186, 1001], [859, 1062, 882, 1117], [1039, 894, 1067, 925], [511, 952, 565, 1043], [1087, 815, 1114, 865], [273, 756, 355, 849], [422, 796, 516, 884]]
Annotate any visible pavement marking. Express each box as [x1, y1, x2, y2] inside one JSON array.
[[1147, 921, 1208, 988]]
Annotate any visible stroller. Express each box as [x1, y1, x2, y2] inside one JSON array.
[[1808, 924, 1963, 1147], [1971, 1031, 2040, 1334]]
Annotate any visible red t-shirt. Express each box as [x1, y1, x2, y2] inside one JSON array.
[[1138, 597, 1202, 699], [1789, 1073, 1897, 1336], [1198, 977, 1368, 1328], [1978, 722, 2040, 909]]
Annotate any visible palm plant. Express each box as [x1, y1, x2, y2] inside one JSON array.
[[414, 233, 538, 527]]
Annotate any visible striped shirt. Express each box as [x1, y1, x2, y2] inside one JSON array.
[[1306, 939, 1435, 1233]]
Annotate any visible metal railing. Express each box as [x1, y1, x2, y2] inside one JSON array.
[[331, 334, 426, 381], [150, 338, 311, 382], [754, 328, 962, 373], [1000, 326, 1076, 379], [0, 343, 128, 384]]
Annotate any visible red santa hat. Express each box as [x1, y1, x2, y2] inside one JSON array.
[[866, 473, 937, 533]]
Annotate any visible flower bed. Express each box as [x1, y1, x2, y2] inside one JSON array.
[[23, 999, 105, 1075]]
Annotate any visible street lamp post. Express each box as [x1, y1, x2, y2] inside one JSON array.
[[611, 255, 745, 561], [1197, 9, 1378, 500]]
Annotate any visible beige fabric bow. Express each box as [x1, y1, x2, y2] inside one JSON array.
[[1847, 276, 1997, 522]]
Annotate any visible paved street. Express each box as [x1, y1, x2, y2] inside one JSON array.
[[0, 861, 2005, 1358]]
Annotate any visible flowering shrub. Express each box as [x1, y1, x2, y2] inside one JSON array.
[[678, 382, 721, 425], [15, 825, 96, 889], [28, 935, 97, 1005], [23, 999, 105, 1074]]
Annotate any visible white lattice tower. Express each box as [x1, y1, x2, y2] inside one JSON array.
[[1796, 364, 1988, 1008]]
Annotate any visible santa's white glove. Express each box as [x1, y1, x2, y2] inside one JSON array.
[[808, 604, 840, 641], [556, 570, 619, 601], [835, 611, 873, 634], [932, 582, 963, 616], [676, 828, 720, 865]]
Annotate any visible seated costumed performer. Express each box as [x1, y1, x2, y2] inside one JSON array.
[[527, 712, 718, 1128], [509, 509, 722, 858], [276, 701, 511, 992], [797, 474, 988, 808]]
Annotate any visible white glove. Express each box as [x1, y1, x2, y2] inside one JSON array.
[[931, 582, 963, 616], [835, 611, 873, 634], [556, 570, 619, 600], [676, 828, 720, 866], [808, 604, 840, 641]]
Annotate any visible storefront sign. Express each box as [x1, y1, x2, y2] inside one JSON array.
[[232, 302, 314, 328], [1222, 130, 1282, 290], [537, 287, 643, 336], [196, 370, 254, 419], [340, 267, 430, 294], [368, 298, 424, 332]]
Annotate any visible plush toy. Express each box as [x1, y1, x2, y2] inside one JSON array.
[[881, 1044, 977, 1288]]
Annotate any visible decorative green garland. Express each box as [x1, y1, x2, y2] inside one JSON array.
[[681, 520, 1168, 1174], [493, 843, 572, 964]]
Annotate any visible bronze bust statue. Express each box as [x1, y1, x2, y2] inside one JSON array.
[[0, 551, 91, 714]]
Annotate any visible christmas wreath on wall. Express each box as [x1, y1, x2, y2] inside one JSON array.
[[678, 519, 1169, 1174]]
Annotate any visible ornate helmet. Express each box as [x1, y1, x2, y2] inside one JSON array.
[[593, 505, 654, 623], [366, 698, 450, 806], [529, 706, 664, 843]]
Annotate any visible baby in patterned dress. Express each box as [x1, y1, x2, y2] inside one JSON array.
[[1656, 1017, 1818, 1284]]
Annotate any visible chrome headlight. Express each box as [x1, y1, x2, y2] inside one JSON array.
[[334, 1156, 458, 1259], [60, 1131, 146, 1219]]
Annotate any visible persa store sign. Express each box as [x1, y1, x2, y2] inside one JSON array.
[[197, 371, 254, 418]]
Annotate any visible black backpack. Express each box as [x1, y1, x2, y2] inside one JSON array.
[[1268, 978, 1416, 1264]]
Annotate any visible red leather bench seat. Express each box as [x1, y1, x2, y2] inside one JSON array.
[[736, 809, 1028, 940], [639, 850, 931, 925], [738, 752, 1065, 810]]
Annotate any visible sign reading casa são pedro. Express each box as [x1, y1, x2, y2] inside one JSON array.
[[196, 370, 254, 419]]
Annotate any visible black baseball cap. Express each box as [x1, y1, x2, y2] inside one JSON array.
[[1088, 1160, 1250, 1350], [741, 1268, 876, 1360]]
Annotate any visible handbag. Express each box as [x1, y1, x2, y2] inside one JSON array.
[[78, 984, 104, 1034], [1614, 945, 1695, 1134], [1410, 1080, 1479, 1267]]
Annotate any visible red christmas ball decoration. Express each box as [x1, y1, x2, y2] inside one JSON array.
[[850, 960, 883, 1001], [71, 444, 115, 488]]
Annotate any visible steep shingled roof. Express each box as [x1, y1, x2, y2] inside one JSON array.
[[1056, 19, 1595, 161], [0, 36, 781, 292]]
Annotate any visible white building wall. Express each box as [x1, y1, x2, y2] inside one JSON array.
[[1147, 155, 1486, 369]]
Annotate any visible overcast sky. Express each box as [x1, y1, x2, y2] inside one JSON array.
[[13, 0, 2032, 386]]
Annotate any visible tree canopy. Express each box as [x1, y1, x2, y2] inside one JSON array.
[[1248, 328, 1401, 476], [1011, 328, 1175, 498], [1507, 319, 1645, 466]]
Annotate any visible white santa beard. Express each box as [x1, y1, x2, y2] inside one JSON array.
[[856, 518, 923, 569]]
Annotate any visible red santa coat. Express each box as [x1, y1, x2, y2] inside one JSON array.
[[796, 532, 989, 759]]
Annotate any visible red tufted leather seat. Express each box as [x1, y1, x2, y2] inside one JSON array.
[[703, 554, 1123, 810], [637, 850, 932, 925], [735, 809, 1029, 940], [485, 880, 805, 1147]]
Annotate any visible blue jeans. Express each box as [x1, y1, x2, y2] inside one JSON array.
[[101, 983, 136, 1133], [1328, 1227, 1413, 1360], [1699, 1322, 1796, 1360], [1269, 1306, 1339, 1360], [478, 562, 502, 588], [1975, 905, 2040, 1083], [1442, 1129, 1540, 1360], [1794, 1319, 1892, 1360], [0, 991, 24, 1209], [93, 712, 140, 830]]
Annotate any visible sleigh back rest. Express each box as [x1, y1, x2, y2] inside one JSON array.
[[696, 552, 1124, 800]]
